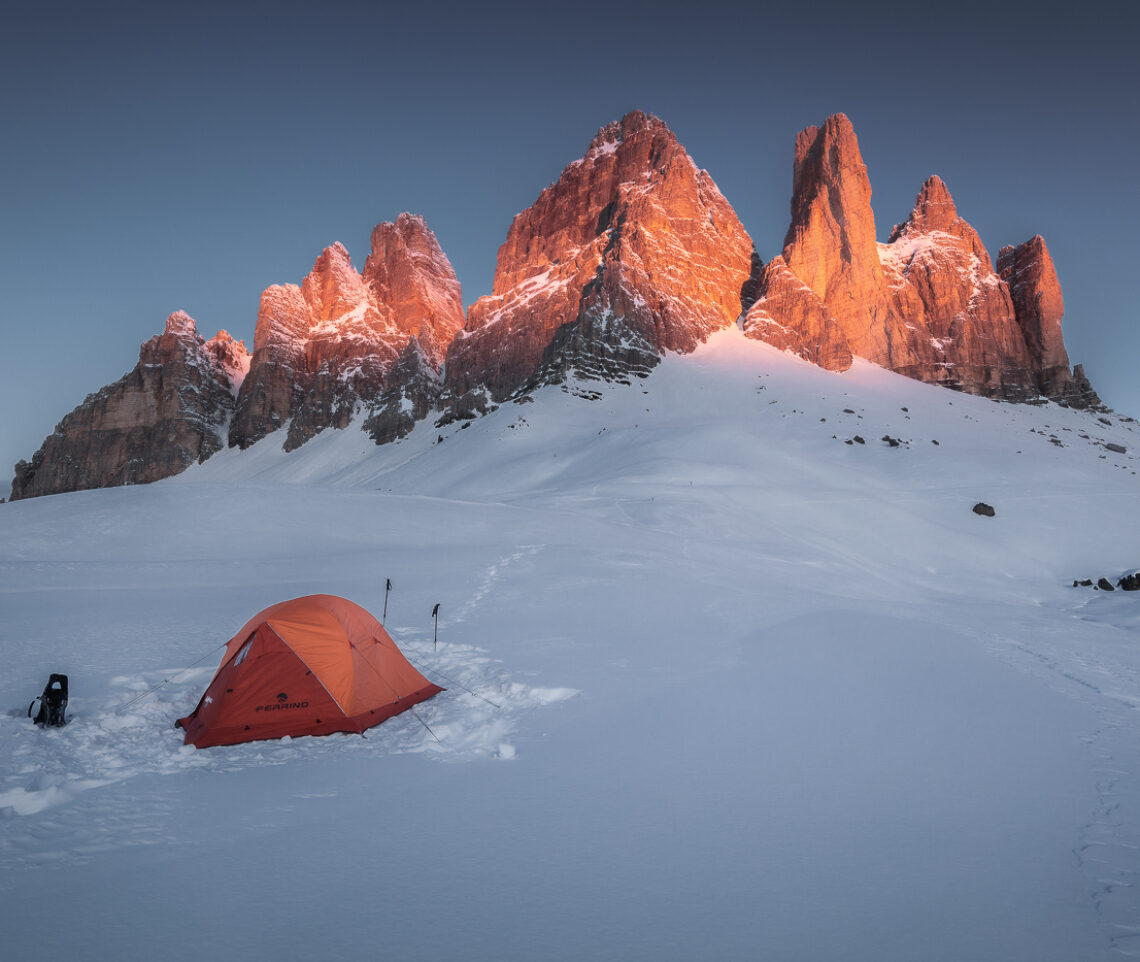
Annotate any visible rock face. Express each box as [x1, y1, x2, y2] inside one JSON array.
[[362, 337, 443, 445], [775, 114, 903, 365], [10, 312, 249, 500], [996, 236, 1098, 404], [742, 256, 852, 372], [230, 213, 463, 450], [878, 175, 1039, 397], [756, 113, 1096, 405], [443, 111, 758, 414]]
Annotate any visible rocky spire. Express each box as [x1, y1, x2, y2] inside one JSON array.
[[754, 114, 1095, 403], [780, 113, 901, 365]]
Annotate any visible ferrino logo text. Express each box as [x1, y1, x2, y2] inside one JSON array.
[[255, 692, 309, 712]]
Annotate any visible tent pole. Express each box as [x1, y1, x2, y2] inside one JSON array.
[[383, 578, 392, 623]]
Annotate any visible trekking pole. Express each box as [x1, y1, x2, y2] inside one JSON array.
[[431, 603, 440, 653], [383, 578, 392, 623]]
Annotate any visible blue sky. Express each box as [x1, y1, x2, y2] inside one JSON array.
[[3, 0, 1137, 484]]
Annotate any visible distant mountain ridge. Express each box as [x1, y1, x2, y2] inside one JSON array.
[[9, 111, 1100, 501]]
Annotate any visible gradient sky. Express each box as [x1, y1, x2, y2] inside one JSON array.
[[3, 0, 1137, 485]]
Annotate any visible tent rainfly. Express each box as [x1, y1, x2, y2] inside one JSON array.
[[176, 594, 442, 748]]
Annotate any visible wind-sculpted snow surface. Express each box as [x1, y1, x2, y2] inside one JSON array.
[[1, 328, 1138, 960]]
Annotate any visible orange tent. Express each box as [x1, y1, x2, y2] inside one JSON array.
[[177, 595, 443, 748]]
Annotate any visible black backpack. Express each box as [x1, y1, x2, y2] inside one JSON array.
[[28, 674, 68, 727]]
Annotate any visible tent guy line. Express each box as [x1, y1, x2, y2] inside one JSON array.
[[403, 654, 502, 710], [113, 641, 230, 715]]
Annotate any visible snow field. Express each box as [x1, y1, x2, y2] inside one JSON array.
[[1, 327, 1138, 959]]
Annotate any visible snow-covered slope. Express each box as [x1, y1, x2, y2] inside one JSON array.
[[2, 327, 1138, 960]]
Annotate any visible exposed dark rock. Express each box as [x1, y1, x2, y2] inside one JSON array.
[[362, 337, 442, 445], [972, 502, 996, 517], [10, 312, 248, 500], [1097, 577, 1116, 591]]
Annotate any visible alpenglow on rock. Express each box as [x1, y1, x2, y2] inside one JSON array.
[[879, 174, 1042, 397], [771, 113, 903, 366], [9, 111, 1101, 501], [9, 312, 250, 501], [442, 110, 759, 417], [749, 113, 1097, 406], [996, 235, 1097, 403], [230, 213, 465, 451]]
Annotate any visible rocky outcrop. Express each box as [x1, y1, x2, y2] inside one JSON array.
[[761, 114, 1095, 404], [443, 111, 758, 412], [230, 214, 463, 450], [10, 312, 249, 500]]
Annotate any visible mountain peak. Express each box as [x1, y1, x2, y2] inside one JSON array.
[[363, 213, 464, 369], [891, 175, 960, 239], [446, 110, 754, 409], [586, 110, 667, 154], [792, 113, 862, 192], [782, 112, 894, 364], [9, 111, 1102, 500], [164, 310, 198, 337], [229, 215, 463, 451]]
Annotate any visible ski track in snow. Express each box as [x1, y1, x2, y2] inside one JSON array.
[[979, 596, 1140, 958]]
